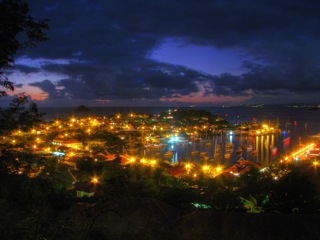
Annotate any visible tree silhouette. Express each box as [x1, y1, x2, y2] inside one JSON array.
[[0, 93, 45, 134], [263, 168, 319, 213], [211, 188, 246, 212], [0, 0, 48, 96]]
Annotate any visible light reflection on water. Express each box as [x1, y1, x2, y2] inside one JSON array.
[[144, 128, 313, 168], [139, 106, 319, 167], [41, 106, 320, 168], [143, 136, 276, 167]]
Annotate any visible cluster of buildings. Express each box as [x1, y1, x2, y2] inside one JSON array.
[[2, 109, 318, 188]]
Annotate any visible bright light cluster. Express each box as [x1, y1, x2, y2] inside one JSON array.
[[282, 143, 315, 162], [139, 158, 157, 167]]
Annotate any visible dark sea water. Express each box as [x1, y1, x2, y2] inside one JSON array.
[[39, 106, 320, 167]]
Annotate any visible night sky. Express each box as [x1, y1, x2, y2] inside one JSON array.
[[3, 0, 320, 107]]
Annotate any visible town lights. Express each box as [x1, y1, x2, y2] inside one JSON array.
[[202, 165, 210, 172], [185, 163, 193, 173], [168, 135, 179, 143], [185, 163, 191, 170], [91, 177, 98, 183], [149, 159, 157, 166], [216, 166, 222, 173]]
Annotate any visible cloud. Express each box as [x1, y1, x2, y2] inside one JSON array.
[[29, 79, 60, 98], [11, 0, 320, 105]]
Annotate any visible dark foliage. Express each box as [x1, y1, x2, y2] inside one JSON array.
[[211, 188, 246, 212], [0, 0, 48, 96], [263, 167, 320, 213], [0, 93, 45, 134]]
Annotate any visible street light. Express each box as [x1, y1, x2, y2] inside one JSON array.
[[91, 177, 99, 183], [202, 165, 210, 172]]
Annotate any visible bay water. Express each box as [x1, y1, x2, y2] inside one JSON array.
[[40, 105, 320, 167]]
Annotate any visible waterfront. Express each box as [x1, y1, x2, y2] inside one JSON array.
[[40, 105, 320, 167], [1, 105, 320, 238]]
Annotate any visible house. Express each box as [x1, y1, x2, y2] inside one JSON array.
[[223, 159, 261, 176], [86, 138, 107, 147], [168, 165, 187, 177], [95, 152, 114, 161], [52, 138, 64, 146], [27, 165, 44, 178], [53, 138, 83, 150], [63, 139, 83, 149], [74, 181, 101, 198]]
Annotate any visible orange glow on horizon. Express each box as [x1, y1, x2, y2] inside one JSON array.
[[160, 81, 252, 104], [8, 85, 48, 101], [160, 91, 250, 104]]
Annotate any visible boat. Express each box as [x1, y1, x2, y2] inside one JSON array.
[[191, 138, 198, 156], [272, 147, 277, 157], [283, 137, 290, 145], [145, 143, 163, 149], [236, 147, 243, 155], [226, 142, 234, 151], [164, 151, 173, 159], [246, 145, 253, 152], [200, 151, 207, 156], [307, 133, 320, 139], [224, 152, 231, 159], [126, 147, 138, 154], [191, 150, 199, 155]]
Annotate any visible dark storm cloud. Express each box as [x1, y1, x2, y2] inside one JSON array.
[[38, 60, 206, 100], [29, 80, 60, 98], [19, 0, 320, 103], [112, 63, 202, 99]]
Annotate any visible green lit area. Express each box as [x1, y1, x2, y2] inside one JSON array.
[[192, 202, 211, 209]]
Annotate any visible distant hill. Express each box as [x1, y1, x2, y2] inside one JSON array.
[[75, 105, 90, 112]]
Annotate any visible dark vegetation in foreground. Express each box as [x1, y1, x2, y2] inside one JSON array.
[[0, 2, 320, 237], [0, 92, 319, 239], [0, 94, 319, 239], [0, 157, 320, 240]]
